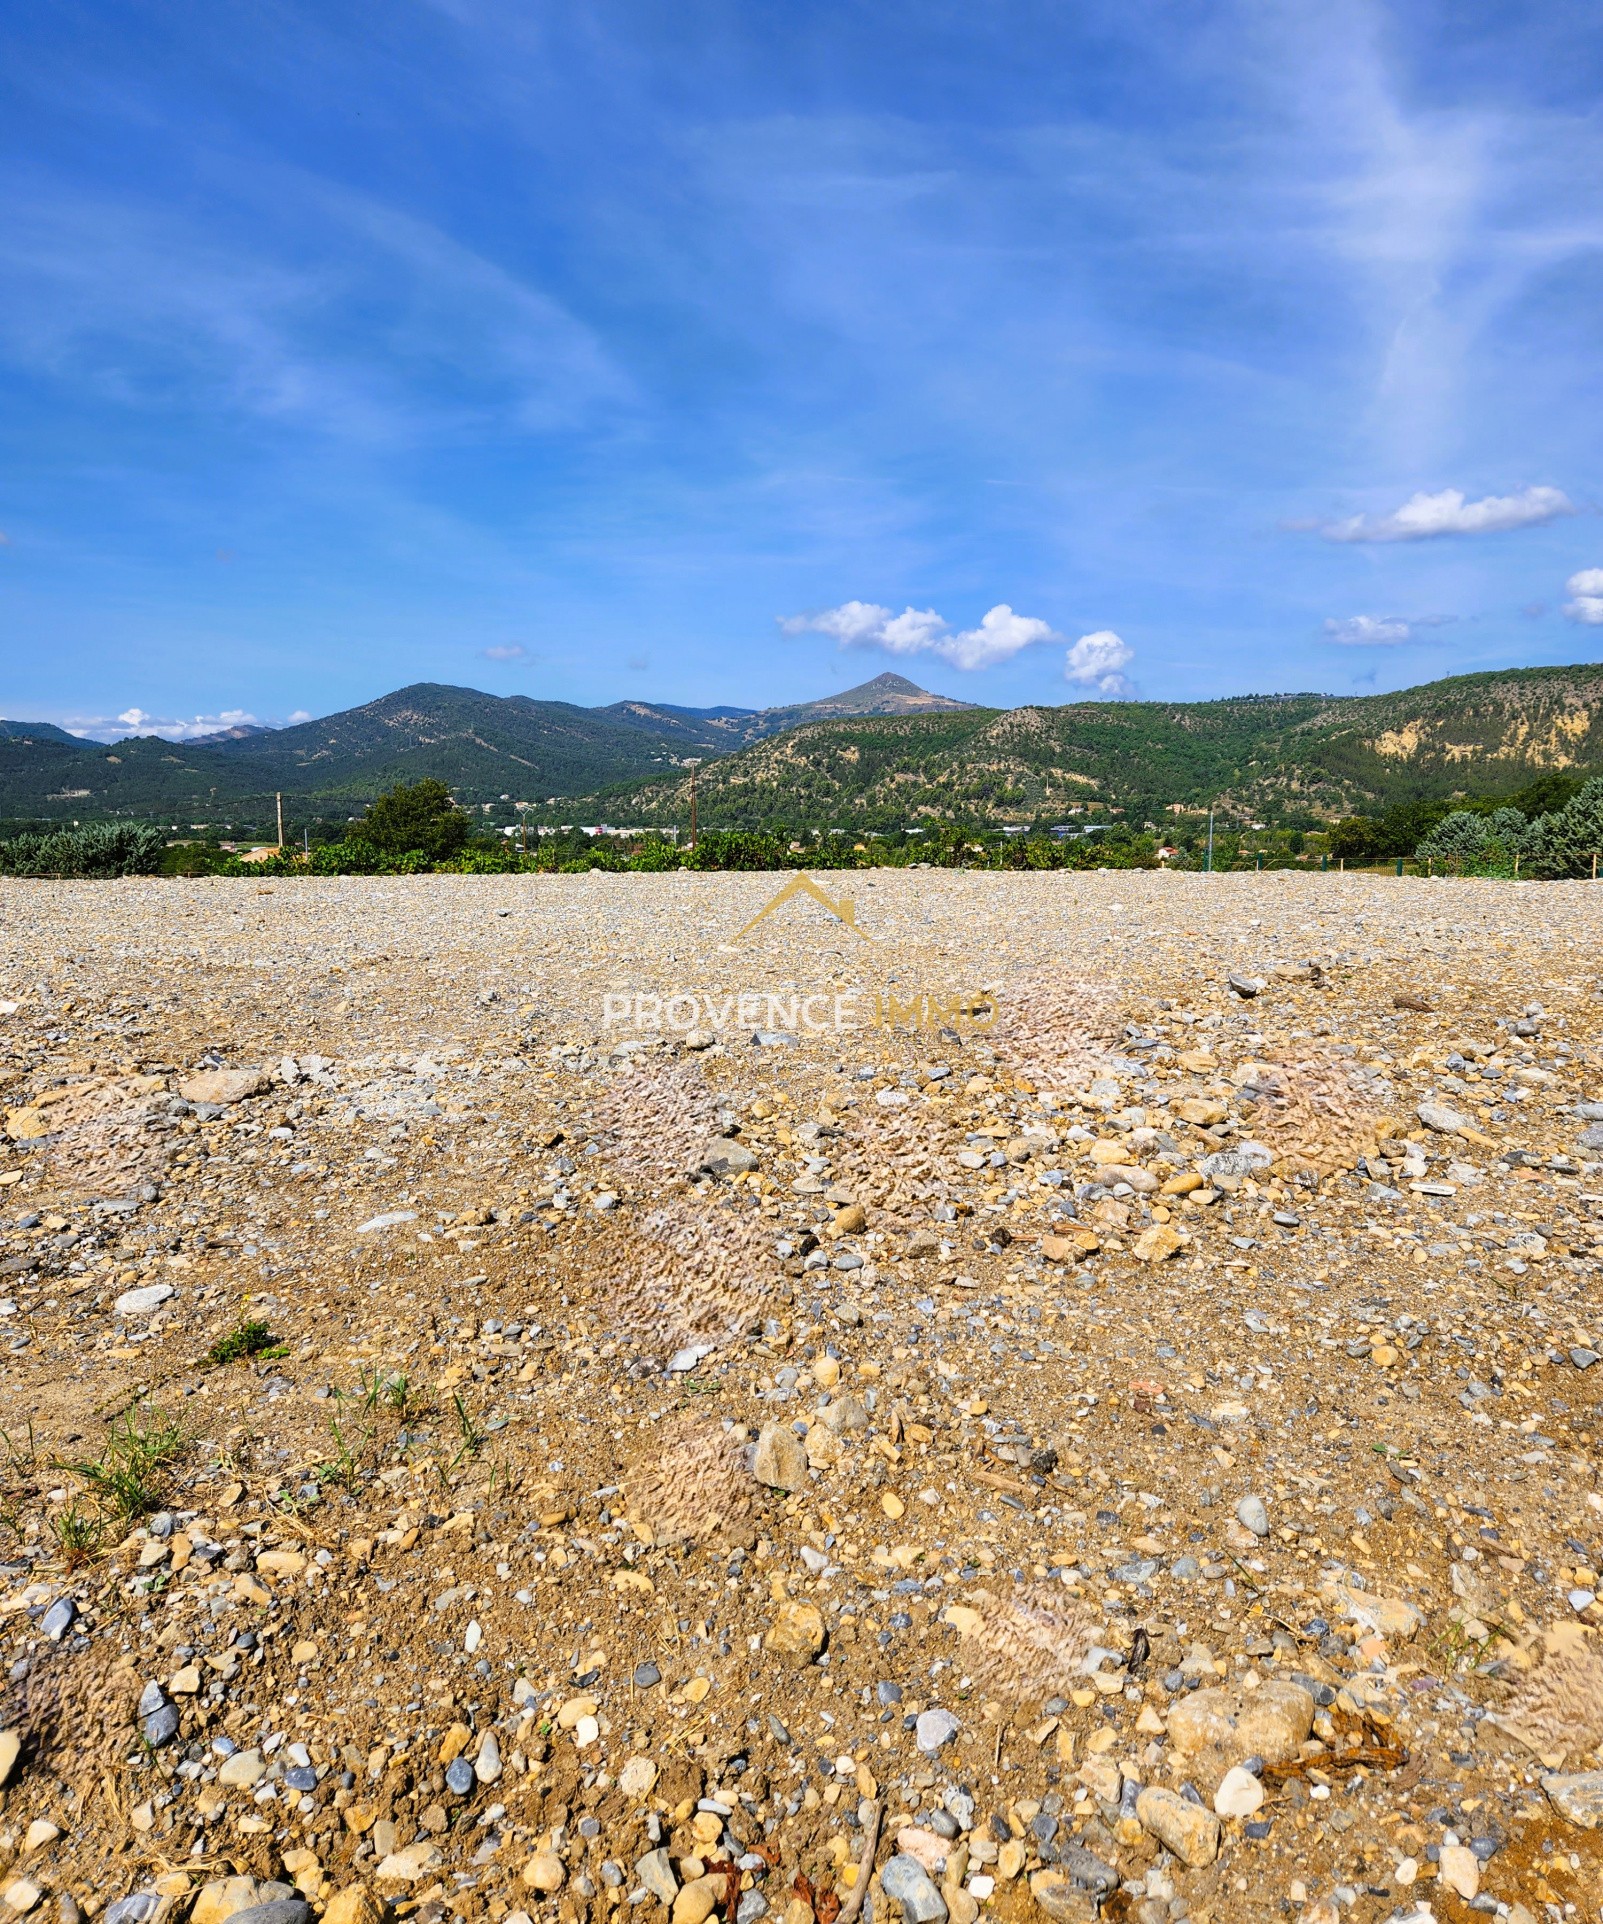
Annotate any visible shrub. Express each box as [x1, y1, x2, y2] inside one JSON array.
[[0, 823, 168, 878]]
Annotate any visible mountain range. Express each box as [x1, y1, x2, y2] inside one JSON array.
[[0, 664, 1598, 833]]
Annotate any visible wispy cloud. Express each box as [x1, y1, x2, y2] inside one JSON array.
[[1320, 486, 1572, 544], [1563, 569, 1603, 625], [479, 643, 528, 661], [1064, 631, 1134, 696], [1322, 614, 1412, 645], [0, 168, 630, 448], [779, 600, 1058, 670]]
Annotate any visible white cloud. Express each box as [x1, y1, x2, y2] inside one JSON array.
[[1563, 568, 1603, 625], [480, 643, 528, 660], [1321, 485, 1572, 543], [64, 706, 304, 742], [286, 709, 312, 724], [779, 600, 1059, 670], [1322, 614, 1412, 645], [1063, 630, 1134, 696]]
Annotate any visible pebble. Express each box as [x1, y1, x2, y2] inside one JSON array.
[[1213, 1765, 1265, 1818], [114, 1283, 174, 1317], [915, 1708, 960, 1752], [880, 1854, 948, 1924], [1135, 1786, 1222, 1867], [1236, 1494, 1270, 1537]]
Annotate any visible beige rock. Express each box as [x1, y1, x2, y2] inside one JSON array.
[[996, 1841, 1027, 1882], [754, 1422, 808, 1492], [19, 1823, 57, 1855], [765, 1600, 826, 1667], [192, 1879, 298, 1924], [522, 1851, 566, 1893], [217, 1748, 266, 1788], [255, 1548, 306, 1580], [0, 1731, 20, 1789], [619, 1755, 659, 1800], [322, 1890, 385, 1924], [1136, 1787, 1220, 1867], [833, 1204, 867, 1234], [556, 1694, 599, 1728], [1211, 1765, 1264, 1818], [813, 1355, 841, 1389], [375, 1840, 442, 1883], [177, 1068, 270, 1105], [1438, 1843, 1479, 1900], [894, 1826, 949, 1875], [291, 1638, 319, 1665], [1166, 1680, 1315, 1787], [673, 1875, 725, 1924], [168, 1665, 202, 1694], [1319, 1573, 1424, 1639], [2, 1882, 41, 1917], [1176, 1097, 1228, 1125], [1133, 1222, 1185, 1263]]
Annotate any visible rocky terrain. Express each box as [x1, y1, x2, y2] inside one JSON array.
[[0, 869, 1601, 1924]]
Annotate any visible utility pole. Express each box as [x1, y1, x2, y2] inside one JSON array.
[[276, 791, 284, 850], [685, 759, 703, 852], [1205, 806, 1214, 873]]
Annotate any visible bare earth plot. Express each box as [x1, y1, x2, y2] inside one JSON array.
[[0, 871, 1601, 1924]]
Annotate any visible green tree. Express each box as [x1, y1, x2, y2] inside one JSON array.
[[349, 779, 469, 859], [1524, 778, 1603, 879]]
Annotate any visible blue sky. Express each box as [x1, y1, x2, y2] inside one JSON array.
[[3, 0, 1603, 737]]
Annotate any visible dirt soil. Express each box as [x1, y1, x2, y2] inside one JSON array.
[[0, 869, 1602, 1924]]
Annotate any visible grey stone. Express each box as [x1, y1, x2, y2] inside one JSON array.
[[1582, 1125, 1603, 1151], [1571, 1349, 1602, 1371], [228, 1907, 312, 1924], [635, 1847, 679, 1904], [143, 1705, 180, 1748], [880, 1854, 948, 1924], [1058, 1846, 1119, 1894], [915, 1707, 960, 1752], [666, 1343, 715, 1373], [701, 1139, 758, 1177], [39, 1598, 75, 1641], [876, 1680, 903, 1705], [1543, 1771, 1603, 1828], [752, 1031, 798, 1048], [445, 1757, 475, 1796], [1199, 1147, 1272, 1179], [737, 1893, 769, 1924], [1236, 1495, 1270, 1538], [634, 1661, 662, 1688], [1418, 1103, 1471, 1134], [1227, 974, 1264, 998], [820, 1393, 869, 1435], [103, 1902, 163, 1924]]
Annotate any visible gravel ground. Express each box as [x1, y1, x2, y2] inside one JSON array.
[[1, 870, 1602, 1924]]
